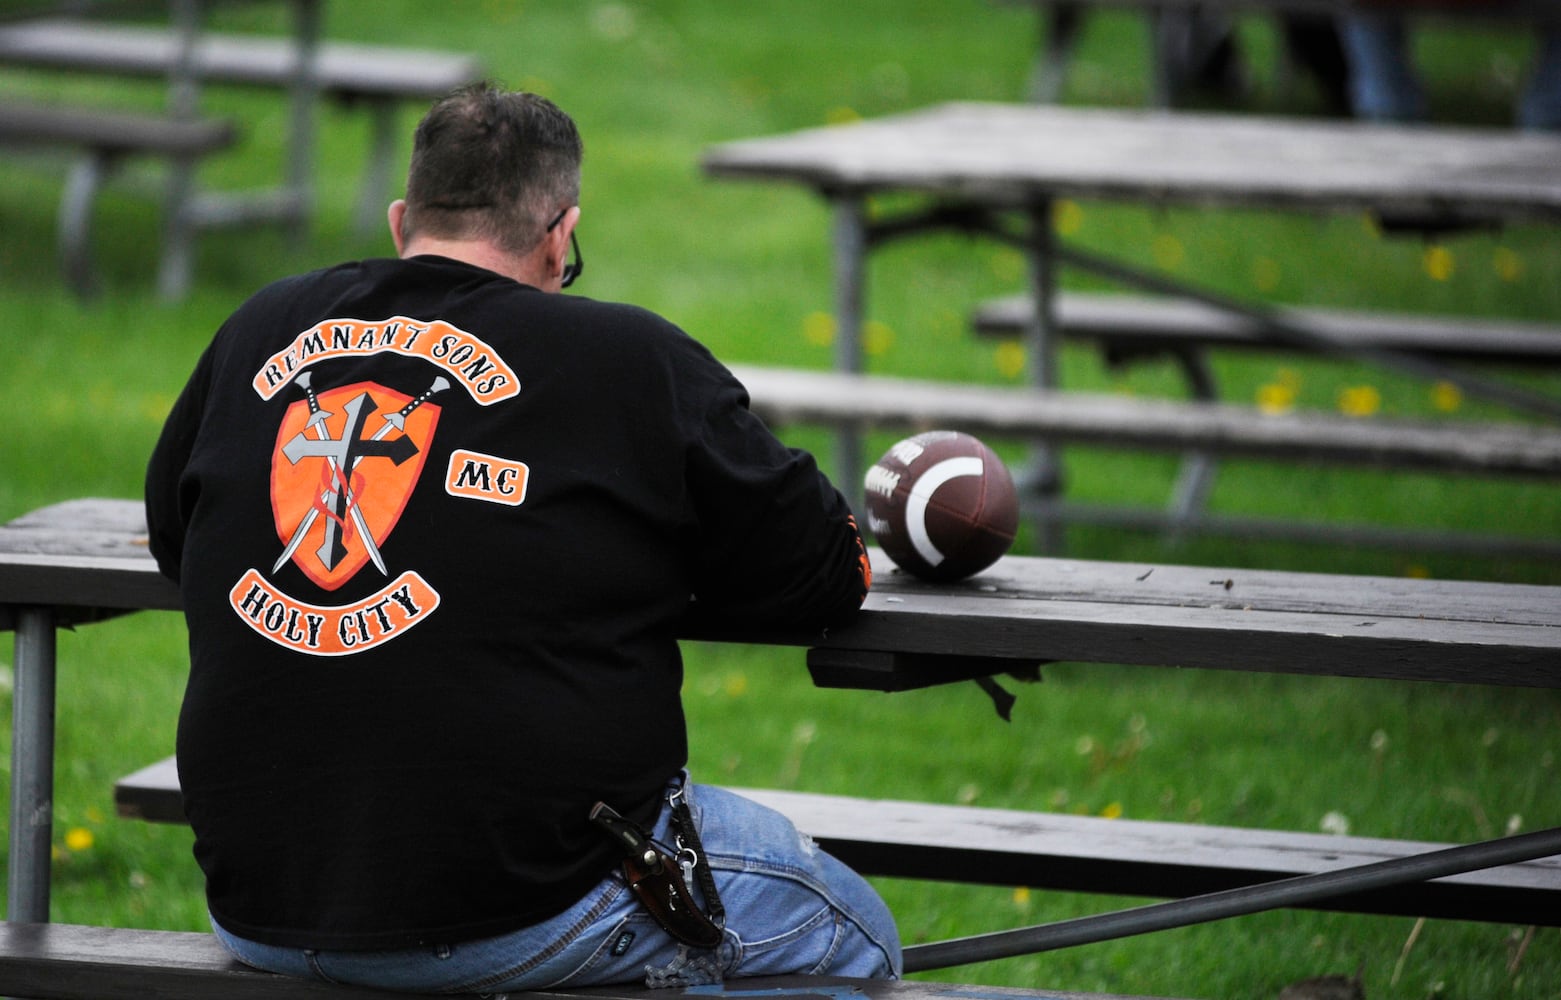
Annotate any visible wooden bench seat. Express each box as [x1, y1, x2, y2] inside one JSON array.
[[730, 362, 1561, 556], [0, 101, 235, 157], [0, 99, 236, 295], [0, 18, 484, 232], [729, 364, 1561, 478], [0, 922, 1193, 1000], [114, 758, 1561, 927], [0, 19, 482, 102], [973, 292, 1561, 368]]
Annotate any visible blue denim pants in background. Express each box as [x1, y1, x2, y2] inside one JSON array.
[[213, 778, 903, 992], [1341, 13, 1561, 131]]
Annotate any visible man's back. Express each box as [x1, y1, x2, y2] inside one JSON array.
[[146, 254, 869, 950]]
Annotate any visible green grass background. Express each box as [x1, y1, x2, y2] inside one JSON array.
[[2, 3, 1559, 998]]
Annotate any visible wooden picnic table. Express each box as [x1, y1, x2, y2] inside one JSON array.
[[4, 496, 1560, 929], [0, 0, 322, 299], [0, 2, 480, 298], [701, 101, 1561, 548]]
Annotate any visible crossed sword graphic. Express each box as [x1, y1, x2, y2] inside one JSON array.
[[272, 372, 450, 576]]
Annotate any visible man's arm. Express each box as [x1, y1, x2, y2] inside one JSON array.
[[684, 374, 870, 630], [144, 347, 213, 583]]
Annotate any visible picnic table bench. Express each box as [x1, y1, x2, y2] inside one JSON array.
[[969, 293, 1561, 547], [731, 363, 1561, 559], [0, 924, 1192, 1000], [114, 758, 1561, 927], [0, 15, 483, 231], [3, 497, 1560, 997], [0, 4, 482, 297], [0, 97, 237, 296], [972, 292, 1561, 372], [702, 102, 1561, 554]]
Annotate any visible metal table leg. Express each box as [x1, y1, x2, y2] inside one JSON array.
[[1023, 199, 1065, 553], [8, 607, 58, 923], [284, 0, 322, 244], [831, 194, 868, 506], [156, 0, 201, 301]]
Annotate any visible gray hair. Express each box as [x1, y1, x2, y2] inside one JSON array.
[[400, 84, 583, 256]]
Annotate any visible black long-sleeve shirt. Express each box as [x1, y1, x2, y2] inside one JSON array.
[[145, 255, 869, 950]]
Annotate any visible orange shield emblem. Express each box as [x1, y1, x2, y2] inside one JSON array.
[[270, 377, 443, 591]]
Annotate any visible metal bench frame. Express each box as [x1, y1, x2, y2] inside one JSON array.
[[0, 100, 237, 297], [0, 15, 484, 236]]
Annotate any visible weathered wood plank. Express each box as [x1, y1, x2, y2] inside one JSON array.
[[974, 293, 1561, 365], [729, 364, 1561, 477], [0, 500, 178, 625], [0, 20, 482, 101], [6, 500, 1560, 685], [819, 549, 1561, 688], [737, 789, 1561, 926], [873, 548, 1560, 625], [0, 923, 1189, 1000], [111, 760, 1561, 926], [703, 103, 1561, 223], [0, 101, 235, 156]]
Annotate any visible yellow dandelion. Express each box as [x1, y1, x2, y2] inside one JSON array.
[[1337, 385, 1381, 418], [802, 311, 836, 347], [1053, 199, 1085, 237], [931, 307, 962, 342], [1422, 244, 1454, 282], [1151, 234, 1185, 272], [994, 340, 1026, 379], [1011, 886, 1033, 910], [723, 673, 749, 698], [1100, 802, 1124, 820], [989, 249, 1025, 284], [825, 106, 861, 126], [1430, 380, 1463, 413], [1256, 382, 1296, 415], [1250, 256, 1281, 294], [863, 319, 895, 357], [141, 393, 175, 422], [1493, 246, 1524, 283], [64, 827, 94, 852]]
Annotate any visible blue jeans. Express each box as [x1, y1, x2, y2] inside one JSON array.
[[212, 779, 902, 992], [1341, 14, 1561, 131]]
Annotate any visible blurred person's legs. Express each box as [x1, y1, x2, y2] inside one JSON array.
[[1519, 30, 1561, 130], [1340, 13, 1426, 122]]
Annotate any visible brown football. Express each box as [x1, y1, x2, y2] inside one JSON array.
[[863, 430, 1019, 582]]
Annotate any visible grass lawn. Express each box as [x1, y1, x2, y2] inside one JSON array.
[[2, 3, 1559, 998]]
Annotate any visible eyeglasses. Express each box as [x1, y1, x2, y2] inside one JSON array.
[[546, 207, 583, 288]]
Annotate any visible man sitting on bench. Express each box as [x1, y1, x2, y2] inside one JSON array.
[[143, 83, 900, 992]]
